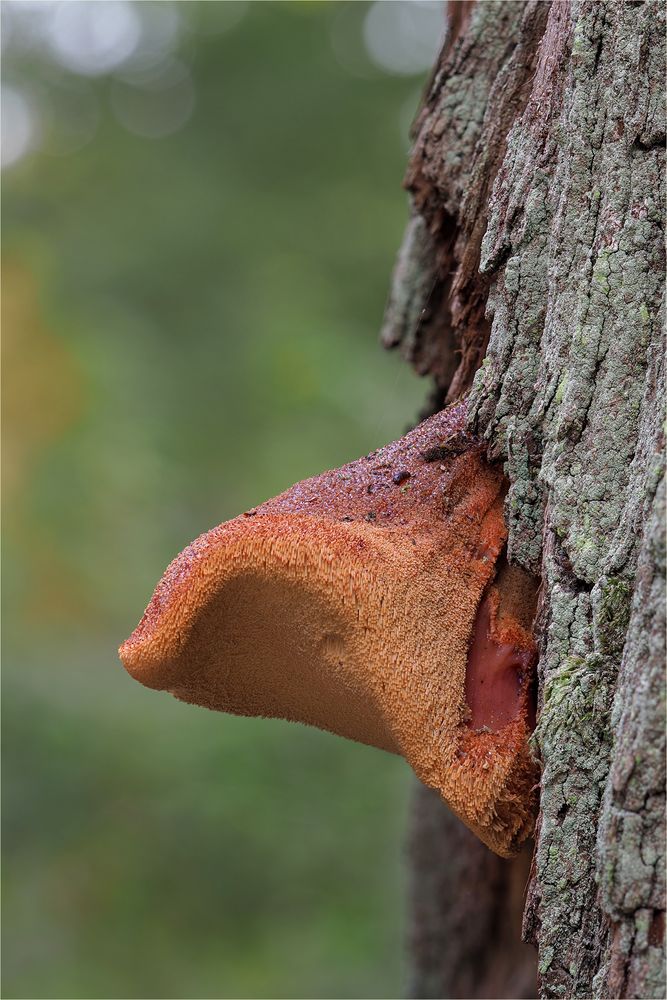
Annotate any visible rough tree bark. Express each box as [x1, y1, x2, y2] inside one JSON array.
[[381, 2, 665, 997]]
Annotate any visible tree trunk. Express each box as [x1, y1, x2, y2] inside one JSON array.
[[382, 2, 665, 997]]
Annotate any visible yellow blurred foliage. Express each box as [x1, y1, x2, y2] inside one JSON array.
[[2, 257, 84, 508], [2, 258, 94, 628]]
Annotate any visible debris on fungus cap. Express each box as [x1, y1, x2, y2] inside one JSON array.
[[119, 400, 539, 858]]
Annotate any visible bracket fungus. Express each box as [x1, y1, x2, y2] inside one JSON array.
[[120, 401, 539, 857]]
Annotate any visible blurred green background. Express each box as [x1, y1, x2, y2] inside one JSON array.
[[2, 3, 445, 997]]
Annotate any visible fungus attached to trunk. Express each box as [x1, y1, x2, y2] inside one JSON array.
[[120, 401, 539, 857]]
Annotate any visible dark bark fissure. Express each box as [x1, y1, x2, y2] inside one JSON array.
[[407, 783, 536, 1000]]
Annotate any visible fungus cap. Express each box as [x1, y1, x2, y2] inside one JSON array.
[[120, 402, 538, 857]]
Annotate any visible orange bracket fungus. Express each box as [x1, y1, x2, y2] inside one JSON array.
[[120, 400, 539, 857]]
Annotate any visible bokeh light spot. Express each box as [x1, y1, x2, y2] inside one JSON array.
[[363, 0, 447, 77], [47, 0, 141, 77], [1, 84, 38, 169], [110, 57, 195, 139]]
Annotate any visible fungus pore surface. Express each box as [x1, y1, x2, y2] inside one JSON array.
[[120, 400, 539, 856]]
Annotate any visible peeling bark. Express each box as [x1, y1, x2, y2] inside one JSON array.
[[384, 2, 666, 997]]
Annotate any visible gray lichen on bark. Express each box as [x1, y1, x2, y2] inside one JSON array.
[[387, 1, 665, 997], [468, 4, 665, 994]]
